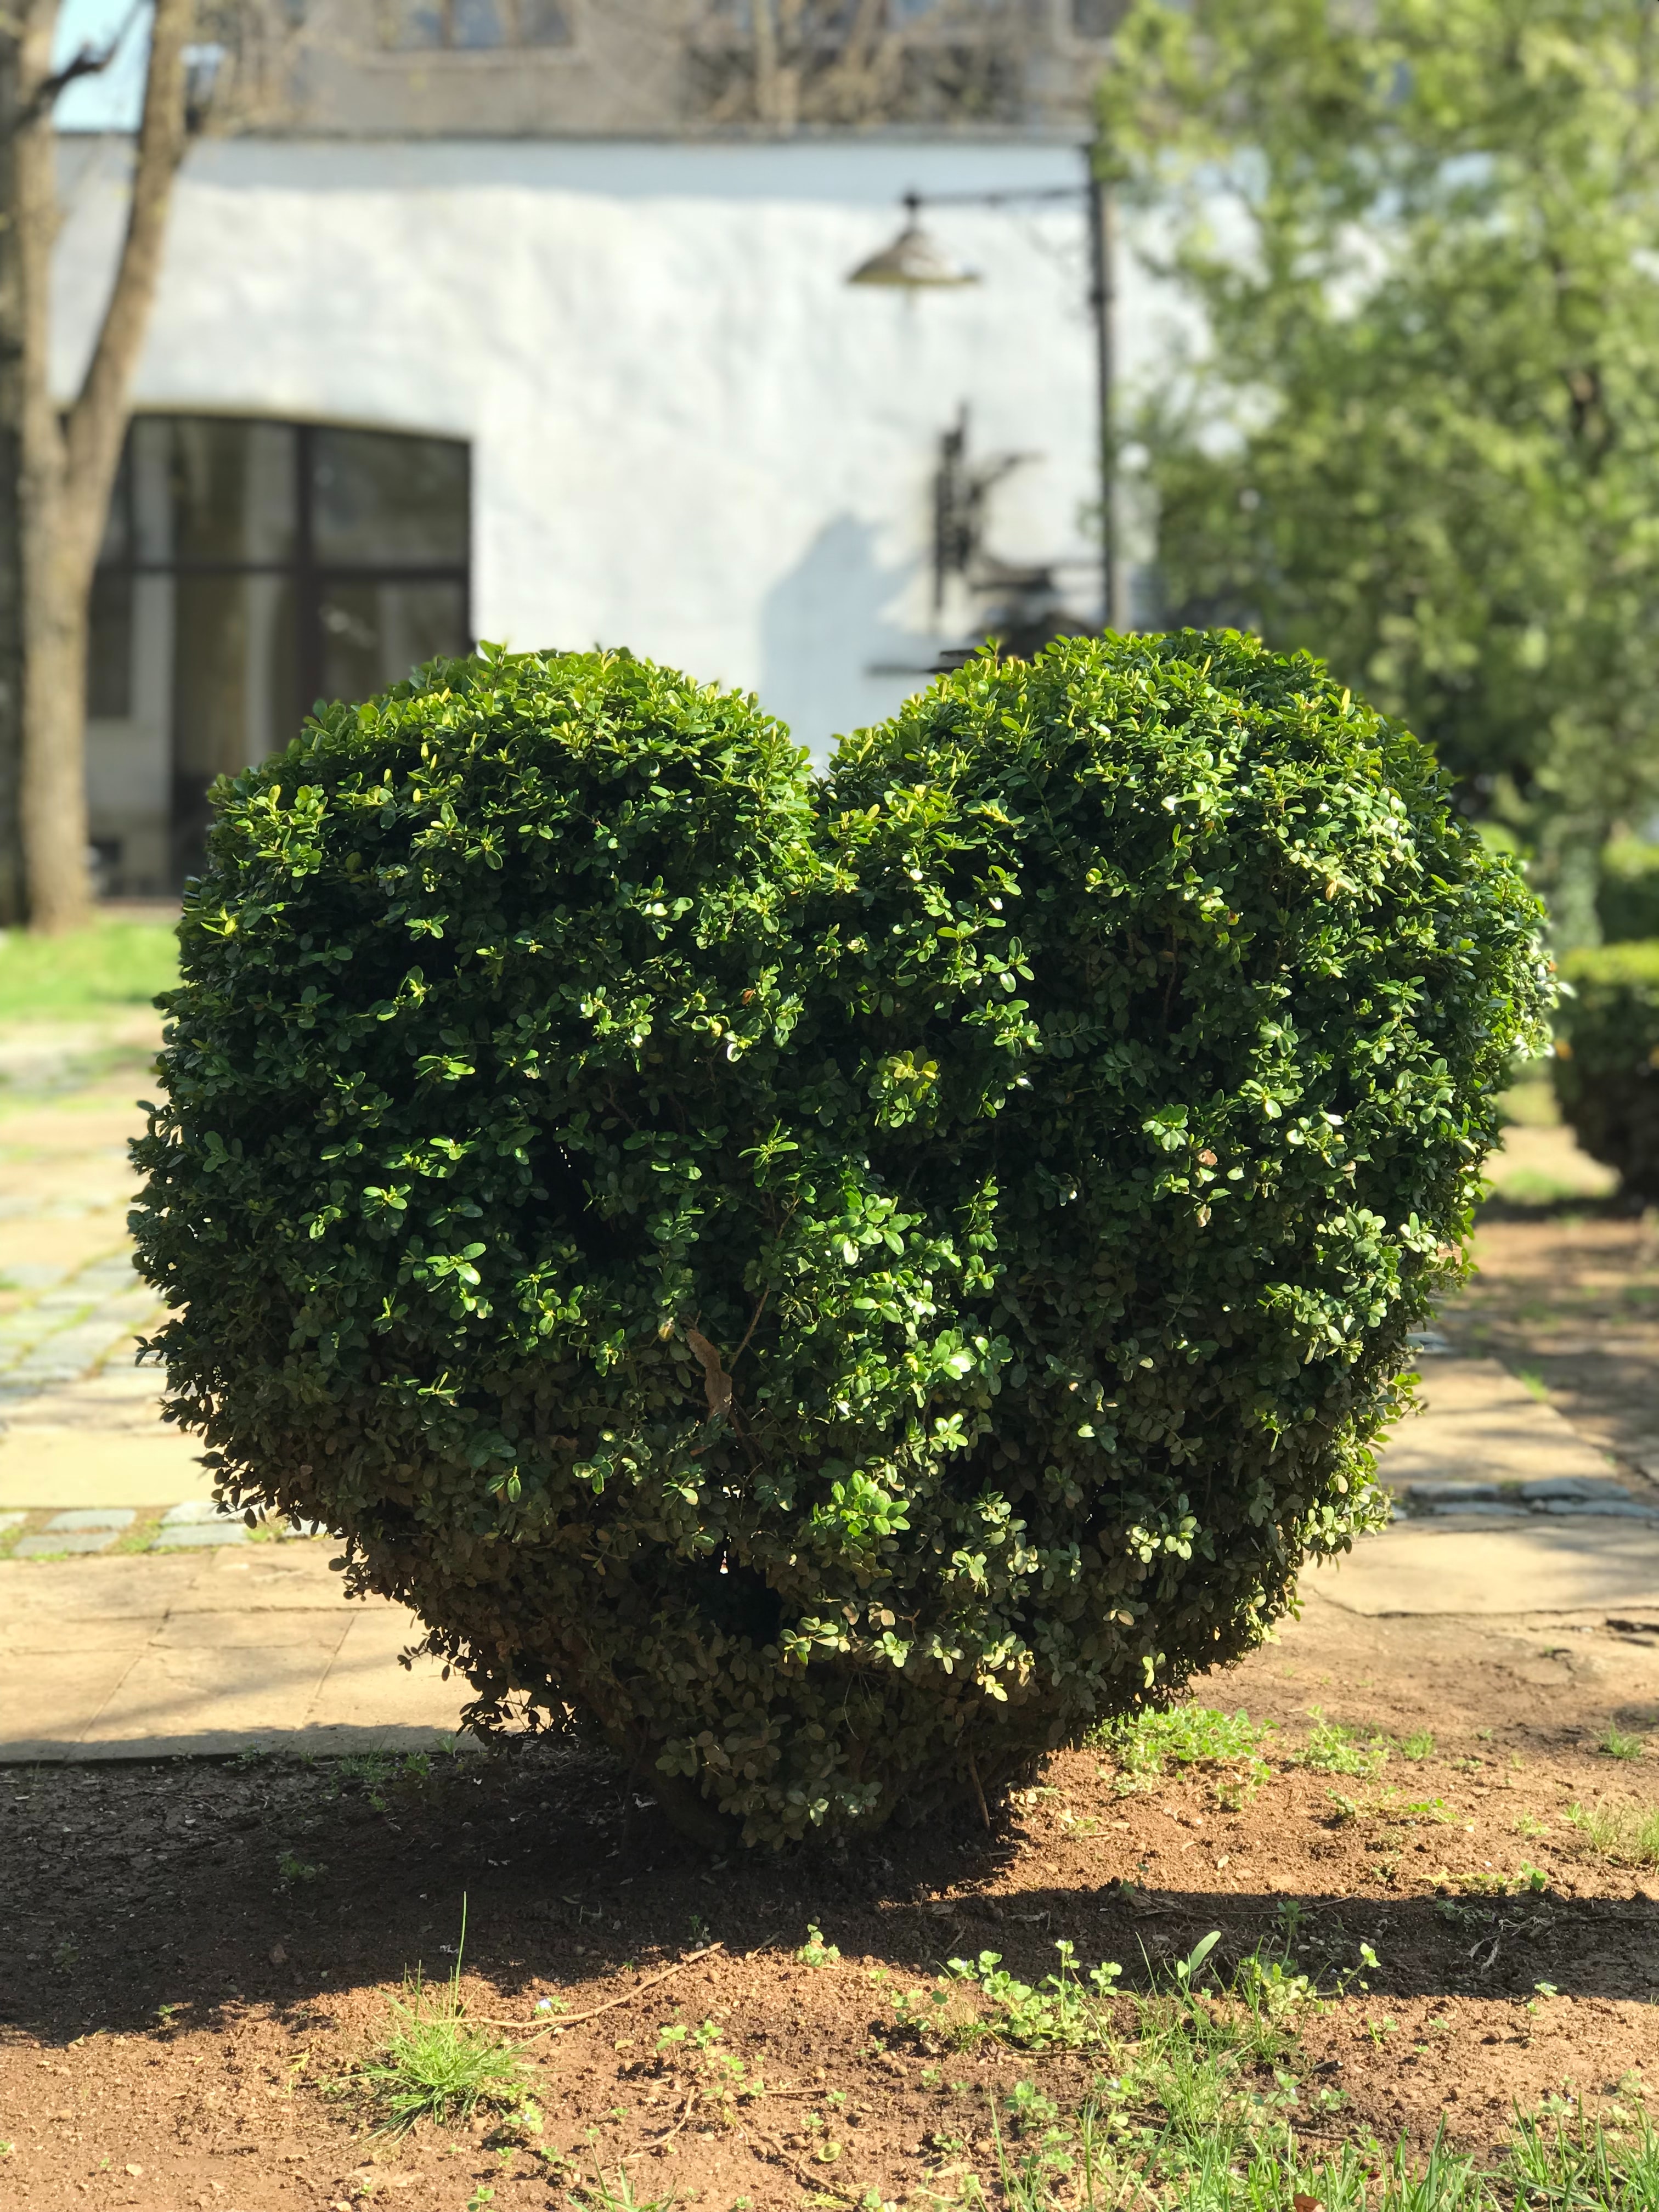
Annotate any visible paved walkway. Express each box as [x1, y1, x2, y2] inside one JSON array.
[[0, 1034, 212, 1514], [0, 1540, 470, 1759], [1328, 1351, 1659, 1616]]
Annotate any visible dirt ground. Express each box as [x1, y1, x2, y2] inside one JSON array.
[[4, 1202, 1659, 2212]]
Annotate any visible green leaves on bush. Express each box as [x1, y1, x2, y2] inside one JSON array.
[[130, 633, 1548, 1846], [1551, 939, 1659, 1197]]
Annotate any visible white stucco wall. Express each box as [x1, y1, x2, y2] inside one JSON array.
[[53, 133, 1177, 758]]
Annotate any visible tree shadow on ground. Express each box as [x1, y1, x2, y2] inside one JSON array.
[[5, 1737, 1655, 2050]]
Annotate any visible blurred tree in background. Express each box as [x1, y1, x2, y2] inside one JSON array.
[[1103, 0, 1659, 946]]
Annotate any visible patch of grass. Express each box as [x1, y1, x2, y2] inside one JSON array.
[[1497, 1076, 1560, 1130], [1398, 1729, 1436, 1761], [332, 1747, 452, 1812], [0, 920, 177, 1022], [1503, 2107, 1659, 2212], [357, 1904, 528, 2135], [1516, 1368, 1549, 1402], [960, 2008, 1659, 2212], [1599, 1726, 1647, 1762], [1298, 1708, 1390, 1777], [1488, 1167, 1595, 1206], [1093, 1706, 1277, 1799], [883, 1934, 1657, 2211], [1567, 1799, 1659, 1866]]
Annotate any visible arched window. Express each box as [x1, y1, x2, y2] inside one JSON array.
[[88, 416, 471, 893]]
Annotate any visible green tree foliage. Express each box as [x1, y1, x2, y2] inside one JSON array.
[[1103, 0, 1659, 943], [129, 638, 1547, 1846]]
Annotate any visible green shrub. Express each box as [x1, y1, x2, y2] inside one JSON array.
[[130, 634, 1548, 1848], [1598, 839, 1659, 944], [1550, 939, 1659, 1195]]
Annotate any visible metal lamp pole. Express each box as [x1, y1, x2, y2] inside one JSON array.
[[848, 141, 1124, 635]]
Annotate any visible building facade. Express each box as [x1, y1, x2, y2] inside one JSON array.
[[54, 6, 1146, 892]]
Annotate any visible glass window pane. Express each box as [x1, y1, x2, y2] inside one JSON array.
[[317, 580, 469, 704], [452, 0, 506, 45], [171, 574, 299, 881], [380, 0, 444, 44], [517, 0, 572, 42], [87, 569, 133, 719], [98, 441, 132, 566], [310, 430, 469, 568], [133, 417, 297, 566]]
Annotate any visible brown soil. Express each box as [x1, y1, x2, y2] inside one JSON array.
[[5, 1207, 1659, 2212], [4, 1595, 1658, 2212]]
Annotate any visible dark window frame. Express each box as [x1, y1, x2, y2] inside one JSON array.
[[94, 414, 473, 718], [89, 413, 472, 889]]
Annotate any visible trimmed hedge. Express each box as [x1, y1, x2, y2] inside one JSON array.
[[1551, 939, 1659, 1197], [1598, 841, 1659, 945], [130, 634, 1549, 1846]]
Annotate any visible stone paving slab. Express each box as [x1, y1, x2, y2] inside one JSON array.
[[1312, 1517, 1659, 1616], [1375, 1356, 1621, 1490], [0, 1543, 470, 1760], [0, 1427, 213, 1509], [14, 1529, 121, 1556], [149, 1521, 250, 1549]]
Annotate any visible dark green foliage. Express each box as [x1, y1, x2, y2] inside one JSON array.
[[1107, 0, 1659, 941], [129, 635, 1548, 1847], [1597, 843, 1659, 946], [1551, 940, 1659, 1197]]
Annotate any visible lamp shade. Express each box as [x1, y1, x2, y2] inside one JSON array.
[[847, 199, 979, 289]]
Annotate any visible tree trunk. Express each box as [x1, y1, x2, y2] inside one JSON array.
[[9, 0, 190, 935], [15, 0, 86, 933], [0, 25, 29, 924]]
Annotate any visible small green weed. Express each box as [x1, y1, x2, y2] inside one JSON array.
[[335, 1748, 446, 1810], [1567, 1799, 1659, 1865], [1600, 1726, 1646, 1762], [1005, 2080, 1060, 2132], [569, 2170, 676, 2212], [357, 1903, 527, 2134], [1399, 1729, 1437, 1761], [278, 1852, 323, 1884], [797, 1924, 841, 1968], [1299, 1708, 1390, 1776], [1093, 1706, 1276, 1799], [895, 1938, 1122, 2052]]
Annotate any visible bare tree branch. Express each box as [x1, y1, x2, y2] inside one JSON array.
[[10, 0, 146, 129], [65, 0, 190, 514]]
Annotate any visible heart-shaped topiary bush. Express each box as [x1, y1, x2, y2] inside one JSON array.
[[130, 634, 1548, 1846]]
